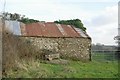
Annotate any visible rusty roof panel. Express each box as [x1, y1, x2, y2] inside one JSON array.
[[73, 27, 88, 38], [45, 23, 63, 37], [26, 23, 42, 36], [61, 24, 80, 37], [38, 22, 48, 36], [56, 24, 67, 36]]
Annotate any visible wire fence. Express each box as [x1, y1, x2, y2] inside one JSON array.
[[91, 50, 118, 61]]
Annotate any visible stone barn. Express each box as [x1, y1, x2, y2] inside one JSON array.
[[5, 21, 91, 61]]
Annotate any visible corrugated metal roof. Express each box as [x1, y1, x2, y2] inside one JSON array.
[[56, 24, 67, 36], [5, 20, 21, 35], [73, 27, 88, 38], [23, 22, 90, 38], [60, 24, 80, 37], [4, 20, 90, 38]]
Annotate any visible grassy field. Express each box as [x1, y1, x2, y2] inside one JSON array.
[[2, 25, 119, 78], [2, 27, 118, 78], [6, 59, 118, 78]]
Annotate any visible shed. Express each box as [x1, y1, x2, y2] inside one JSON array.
[[5, 21, 92, 61]]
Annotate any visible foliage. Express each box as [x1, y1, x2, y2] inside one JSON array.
[[2, 12, 39, 24], [54, 19, 86, 31], [3, 12, 20, 20], [2, 29, 41, 75], [19, 18, 39, 24]]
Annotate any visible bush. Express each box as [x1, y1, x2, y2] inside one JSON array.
[[54, 19, 86, 31]]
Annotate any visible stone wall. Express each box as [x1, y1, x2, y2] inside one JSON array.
[[19, 37, 91, 61], [58, 38, 91, 61]]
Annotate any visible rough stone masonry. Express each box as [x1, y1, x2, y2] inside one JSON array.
[[20, 37, 91, 61]]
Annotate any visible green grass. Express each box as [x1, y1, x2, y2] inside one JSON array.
[[6, 60, 118, 78]]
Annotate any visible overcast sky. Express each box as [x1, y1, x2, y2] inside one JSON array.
[[0, 0, 119, 45]]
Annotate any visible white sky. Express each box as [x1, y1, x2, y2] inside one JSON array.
[[0, 0, 119, 45]]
